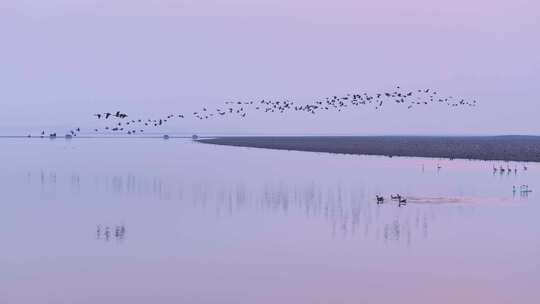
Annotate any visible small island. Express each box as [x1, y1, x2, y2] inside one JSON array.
[[199, 135, 540, 162]]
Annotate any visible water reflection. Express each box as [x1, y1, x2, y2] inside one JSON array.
[[21, 169, 481, 246], [513, 184, 533, 198], [3, 140, 539, 304], [96, 224, 126, 242]]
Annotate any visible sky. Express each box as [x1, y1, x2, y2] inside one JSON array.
[[1, 0, 539, 135]]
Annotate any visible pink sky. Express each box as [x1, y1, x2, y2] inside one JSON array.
[[1, 0, 539, 135]]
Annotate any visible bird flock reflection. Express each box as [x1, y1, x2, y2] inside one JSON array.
[[96, 224, 126, 242], [19, 170, 487, 246]]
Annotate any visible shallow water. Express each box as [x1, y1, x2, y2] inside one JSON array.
[[1, 138, 539, 304]]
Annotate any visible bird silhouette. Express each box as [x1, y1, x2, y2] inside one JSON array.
[[39, 86, 478, 137]]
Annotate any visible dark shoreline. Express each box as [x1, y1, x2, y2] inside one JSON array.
[[198, 136, 540, 162]]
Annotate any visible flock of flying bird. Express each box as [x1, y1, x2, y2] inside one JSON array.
[[31, 87, 477, 137]]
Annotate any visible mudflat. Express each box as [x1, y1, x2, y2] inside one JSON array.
[[198, 136, 540, 162]]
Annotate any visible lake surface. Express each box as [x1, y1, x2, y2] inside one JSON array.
[[1, 138, 539, 303]]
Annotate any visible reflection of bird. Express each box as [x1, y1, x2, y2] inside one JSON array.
[[398, 197, 407, 205], [96, 225, 101, 238], [518, 185, 532, 197], [96, 224, 126, 242], [104, 227, 110, 241]]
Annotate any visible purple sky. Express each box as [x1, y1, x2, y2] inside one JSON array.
[[1, 0, 539, 135]]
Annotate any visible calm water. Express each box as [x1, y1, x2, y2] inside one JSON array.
[[1, 138, 539, 304]]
